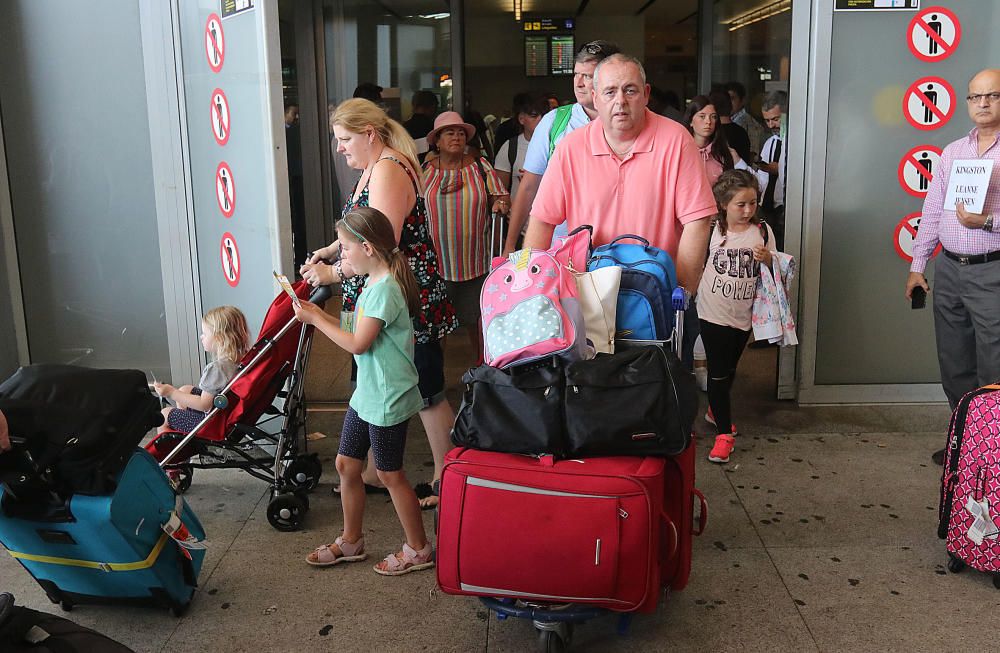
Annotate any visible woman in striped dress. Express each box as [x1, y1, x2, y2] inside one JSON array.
[[422, 112, 510, 366]]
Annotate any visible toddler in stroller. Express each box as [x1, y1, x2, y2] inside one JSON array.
[[146, 282, 332, 531], [149, 306, 250, 452]]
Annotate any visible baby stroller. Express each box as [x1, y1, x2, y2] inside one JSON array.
[[148, 281, 332, 532]]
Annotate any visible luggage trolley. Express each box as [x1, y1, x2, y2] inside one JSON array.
[[469, 290, 694, 653]]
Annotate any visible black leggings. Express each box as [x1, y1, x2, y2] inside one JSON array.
[[699, 319, 750, 436]]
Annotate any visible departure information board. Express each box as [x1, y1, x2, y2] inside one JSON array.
[[525, 36, 548, 77], [550, 35, 574, 75]]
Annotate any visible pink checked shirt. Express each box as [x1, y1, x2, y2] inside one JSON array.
[[911, 128, 1000, 274]]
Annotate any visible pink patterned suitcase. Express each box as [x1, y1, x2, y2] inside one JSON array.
[[938, 383, 1000, 587]]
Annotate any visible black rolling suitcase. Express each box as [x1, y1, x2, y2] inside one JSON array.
[[0, 365, 163, 495]]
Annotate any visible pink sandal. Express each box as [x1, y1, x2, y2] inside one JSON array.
[[305, 536, 366, 567], [373, 542, 435, 576]]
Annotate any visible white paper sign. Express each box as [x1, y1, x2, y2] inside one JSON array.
[[944, 159, 995, 214]]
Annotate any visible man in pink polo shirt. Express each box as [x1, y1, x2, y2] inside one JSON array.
[[524, 53, 716, 291]]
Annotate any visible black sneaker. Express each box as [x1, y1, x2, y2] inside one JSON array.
[[931, 448, 945, 466]]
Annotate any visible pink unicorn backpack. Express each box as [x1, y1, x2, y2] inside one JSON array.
[[480, 229, 591, 369]]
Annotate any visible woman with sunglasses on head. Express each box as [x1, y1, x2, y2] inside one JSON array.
[[301, 98, 458, 510], [421, 112, 510, 368]]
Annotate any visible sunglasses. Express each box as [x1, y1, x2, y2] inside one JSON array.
[[579, 41, 611, 56]]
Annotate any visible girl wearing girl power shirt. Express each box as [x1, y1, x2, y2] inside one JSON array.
[[698, 169, 777, 464], [293, 207, 433, 576]]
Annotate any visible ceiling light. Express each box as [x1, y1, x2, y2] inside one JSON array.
[[727, 0, 791, 32]]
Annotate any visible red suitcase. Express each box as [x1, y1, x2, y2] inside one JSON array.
[[663, 441, 707, 591], [437, 447, 706, 613]]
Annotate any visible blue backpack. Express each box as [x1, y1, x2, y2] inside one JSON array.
[[588, 235, 677, 341]]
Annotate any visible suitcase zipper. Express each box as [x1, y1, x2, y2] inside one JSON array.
[[466, 476, 616, 499]]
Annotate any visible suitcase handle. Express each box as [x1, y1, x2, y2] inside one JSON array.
[[693, 488, 708, 536], [660, 511, 679, 561]]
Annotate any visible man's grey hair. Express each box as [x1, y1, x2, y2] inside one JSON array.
[[762, 90, 788, 113], [592, 54, 647, 91]]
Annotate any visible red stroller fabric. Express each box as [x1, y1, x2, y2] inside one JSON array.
[[148, 281, 313, 455]]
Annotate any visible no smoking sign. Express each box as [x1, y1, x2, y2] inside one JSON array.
[[907, 7, 960, 63]]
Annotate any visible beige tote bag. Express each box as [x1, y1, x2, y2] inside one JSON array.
[[574, 265, 621, 355]]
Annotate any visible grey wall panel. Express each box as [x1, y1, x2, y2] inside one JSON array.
[[815, 3, 999, 385], [0, 0, 169, 373]]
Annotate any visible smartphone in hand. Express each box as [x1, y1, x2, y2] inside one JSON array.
[[911, 286, 927, 310]]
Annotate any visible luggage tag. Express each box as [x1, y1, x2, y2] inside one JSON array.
[[965, 496, 1000, 545], [162, 497, 207, 559]]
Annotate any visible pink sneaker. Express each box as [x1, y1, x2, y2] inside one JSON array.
[[708, 433, 736, 464]]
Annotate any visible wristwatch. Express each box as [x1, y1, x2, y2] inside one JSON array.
[[984, 213, 995, 232]]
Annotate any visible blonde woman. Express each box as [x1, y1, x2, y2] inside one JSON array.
[[301, 99, 458, 509]]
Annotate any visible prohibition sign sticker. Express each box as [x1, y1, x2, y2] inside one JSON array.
[[205, 14, 225, 73], [907, 7, 960, 63], [894, 213, 942, 263], [216, 162, 236, 217], [903, 77, 954, 131], [897, 145, 942, 198], [210, 89, 231, 146], [221, 232, 241, 287]]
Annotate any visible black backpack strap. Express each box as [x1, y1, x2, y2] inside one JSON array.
[[507, 136, 518, 171], [759, 220, 769, 246]]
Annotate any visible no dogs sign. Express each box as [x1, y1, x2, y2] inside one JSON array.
[[897, 145, 942, 198], [903, 77, 954, 131], [907, 7, 960, 62]]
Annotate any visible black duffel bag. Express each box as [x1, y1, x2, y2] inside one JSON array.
[[0, 364, 163, 495], [564, 345, 697, 457], [0, 592, 136, 653], [451, 359, 566, 456]]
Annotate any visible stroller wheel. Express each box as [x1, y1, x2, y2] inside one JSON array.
[[284, 454, 322, 492], [171, 466, 194, 494], [267, 493, 306, 532]]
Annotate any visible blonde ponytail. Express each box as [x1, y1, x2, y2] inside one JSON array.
[[332, 98, 423, 194]]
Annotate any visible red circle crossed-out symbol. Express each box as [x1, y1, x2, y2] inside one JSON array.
[[220, 232, 241, 287], [205, 14, 225, 73], [903, 77, 954, 131], [210, 88, 231, 146], [907, 7, 961, 63], [894, 213, 942, 263], [216, 162, 236, 218], [897, 145, 942, 199]]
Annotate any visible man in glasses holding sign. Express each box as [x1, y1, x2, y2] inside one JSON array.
[[905, 69, 1000, 465]]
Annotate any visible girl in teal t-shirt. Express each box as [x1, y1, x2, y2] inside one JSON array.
[[293, 207, 432, 576]]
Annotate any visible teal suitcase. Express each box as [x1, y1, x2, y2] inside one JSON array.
[[0, 450, 206, 616]]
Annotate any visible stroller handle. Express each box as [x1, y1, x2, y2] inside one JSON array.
[[309, 284, 334, 304]]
